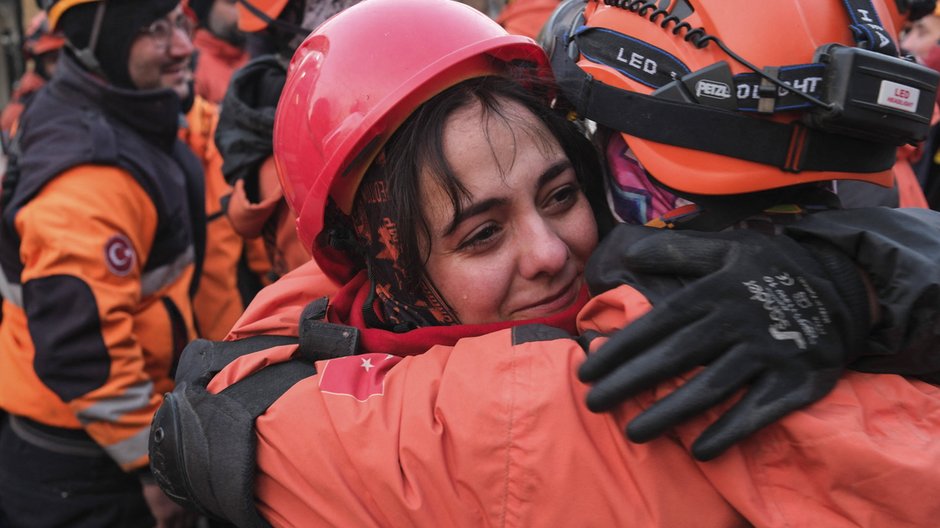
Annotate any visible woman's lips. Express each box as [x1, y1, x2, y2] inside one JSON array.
[[513, 275, 581, 319]]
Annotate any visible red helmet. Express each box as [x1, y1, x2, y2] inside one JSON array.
[[546, 0, 938, 196], [23, 12, 65, 58], [273, 0, 551, 282]]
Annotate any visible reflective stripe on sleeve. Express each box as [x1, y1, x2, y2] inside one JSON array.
[[141, 246, 194, 297], [102, 426, 151, 468], [77, 380, 154, 424], [0, 270, 23, 308]]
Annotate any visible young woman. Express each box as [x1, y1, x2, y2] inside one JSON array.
[[154, 0, 940, 526]]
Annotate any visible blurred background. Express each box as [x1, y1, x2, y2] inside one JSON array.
[[0, 0, 39, 109]]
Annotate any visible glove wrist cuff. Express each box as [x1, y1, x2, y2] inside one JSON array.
[[802, 239, 872, 358]]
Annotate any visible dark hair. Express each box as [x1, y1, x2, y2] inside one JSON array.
[[362, 71, 605, 291]]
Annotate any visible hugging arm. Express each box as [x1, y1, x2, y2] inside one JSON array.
[[578, 207, 940, 460], [784, 207, 940, 381]]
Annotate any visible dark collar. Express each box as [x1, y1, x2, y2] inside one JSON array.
[[49, 53, 182, 152]]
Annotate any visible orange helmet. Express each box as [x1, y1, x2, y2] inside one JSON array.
[[47, 0, 99, 30], [546, 0, 939, 196], [273, 0, 551, 282], [236, 0, 290, 32]]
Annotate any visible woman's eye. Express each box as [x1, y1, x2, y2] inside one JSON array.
[[458, 224, 502, 252], [544, 184, 580, 211]]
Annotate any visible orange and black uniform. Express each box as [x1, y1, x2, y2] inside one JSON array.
[[0, 54, 204, 526], [182, 94, 269, 340]]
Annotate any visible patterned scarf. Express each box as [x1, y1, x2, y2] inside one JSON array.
[[603, 133, 840, 232], [350, 160, 459, 331], [603, 133, 691, 225]]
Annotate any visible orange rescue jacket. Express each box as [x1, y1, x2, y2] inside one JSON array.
[[209, 259, 940, 527], [193, 29, 249, 105], [182, 95, 270, 340], [225, 155, 309, 279], [0, 166, 197, 471], [0, 55, 203, 471]]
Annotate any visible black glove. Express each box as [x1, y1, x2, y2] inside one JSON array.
[[578, 226, 872, 461]]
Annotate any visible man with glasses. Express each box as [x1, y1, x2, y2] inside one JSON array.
[[0, 1, 202, 526]]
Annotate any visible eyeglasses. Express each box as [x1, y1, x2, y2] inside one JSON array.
[[139, 10, 195, 51]]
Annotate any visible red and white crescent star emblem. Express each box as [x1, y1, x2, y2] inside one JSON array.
[[318, 353, 402, 401], [104, 234, 135, 276]]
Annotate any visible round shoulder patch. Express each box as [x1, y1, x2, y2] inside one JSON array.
[[104, 234, 136, 277]]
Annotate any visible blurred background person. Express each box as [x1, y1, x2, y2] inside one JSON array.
[[901, 4, 940, 60], [188, 0, 248, 104], [218, 0, 351, 283], [181, 62, 270, 341], [0, 1, 203, 525], [901, 4, 940, 209], [0, 11, 64, 136]]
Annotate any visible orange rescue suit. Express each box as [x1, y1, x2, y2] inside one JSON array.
[[208, 259, 940, 527]]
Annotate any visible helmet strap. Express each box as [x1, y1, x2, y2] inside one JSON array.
[[69, 0, 107, 75]]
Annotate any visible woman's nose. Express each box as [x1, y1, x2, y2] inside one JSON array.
[[517, 218, 570, 280]]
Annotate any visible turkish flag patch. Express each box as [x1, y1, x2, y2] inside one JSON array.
[[318, 353, 403, 401], [104, 234, 136, 276]]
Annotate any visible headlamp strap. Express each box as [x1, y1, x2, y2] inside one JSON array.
[[841, 0, 898, 56], [573, 26, 828, 114], [551, 36, 897, 174], [69, 0, 107, 75]]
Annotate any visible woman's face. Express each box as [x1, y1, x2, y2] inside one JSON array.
[[420, 98, 598, 324]]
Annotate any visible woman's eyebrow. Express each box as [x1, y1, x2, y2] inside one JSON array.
[[535, 159, 575, 191], [443, 197, 507, 237]]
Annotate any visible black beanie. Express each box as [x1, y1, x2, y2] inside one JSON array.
[[57, 0, 180, 89], [188, 0, 213, 26]]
